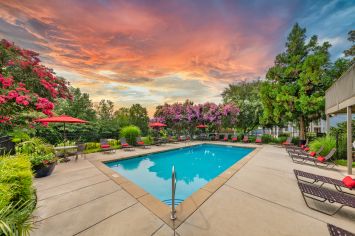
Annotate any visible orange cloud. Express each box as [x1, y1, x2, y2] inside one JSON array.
[[0, 0, 298, 115]]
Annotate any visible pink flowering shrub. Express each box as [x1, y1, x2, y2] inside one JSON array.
[[0, 39, 71, 127]]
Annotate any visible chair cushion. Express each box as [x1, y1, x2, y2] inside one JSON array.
[[122, 143, 129, 147], [232, 138, 237, 141], [224, 138, 228, 141], [301, 145, 305, 148], [282, 141, 289, 145], [317, 156, 325, 162], [137, 141, 144, 145], [303, 147, 310, 151], [256, 139, 262, 143], [309, 151, 316, 157], [101, 144, 110, 148], [342, 176, 355, 189]]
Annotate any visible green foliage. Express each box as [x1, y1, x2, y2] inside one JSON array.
[[260, 23, 334, 139], [335, 159, 355, 167], [0, 200, 35, 236], [16, 137, 53, 156], [261, 134, 273, 143], [55, 87, 97, 121], [120, 125, 141, 145], [344, 30, 354, 62], [9, 128, 31, 143], [141, 136, 153, 145], [0, 154, 35, 235], [128, 104, 149, 135], [329, 120, 355, 160], [29, 153, 56, 167], [309, 136, 336, 156], [222, 81, 262, 133]]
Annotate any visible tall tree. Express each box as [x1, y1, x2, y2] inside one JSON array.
[[96, 99, 114, 121], [222, 81, 262, 133], [260, 23, 333, 140], [114, 107, 130, 128], [96, 99, 117, 138], [129, 104, 149, 135], [344, 30, 354, 62], [55, 87, 96, 121]]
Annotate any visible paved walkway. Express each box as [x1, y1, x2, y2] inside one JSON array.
[[31, 142, 355, 236]]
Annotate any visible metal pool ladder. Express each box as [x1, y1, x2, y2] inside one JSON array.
[[171, 165, 177, 220]]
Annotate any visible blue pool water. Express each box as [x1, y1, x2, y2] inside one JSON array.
[[106, 144, 253, 205]]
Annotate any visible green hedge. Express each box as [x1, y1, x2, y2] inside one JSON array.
[[120, 125, 141, 145], [0, 154, 35, 235]]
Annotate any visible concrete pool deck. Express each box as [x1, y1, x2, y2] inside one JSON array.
[[31, 142, 355, 236]]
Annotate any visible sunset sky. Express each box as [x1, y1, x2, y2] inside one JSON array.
[[0, 0, 353, 115]]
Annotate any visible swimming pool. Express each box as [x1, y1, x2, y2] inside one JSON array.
[[106, 144, 253, 206]]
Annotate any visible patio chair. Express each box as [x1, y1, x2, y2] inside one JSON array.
[[120, 138, 134, 151], [74, 143, 86, 161], [100, 139, 115, 153], [231, 135, 238, 142], [153, 137, 163, 145], [287, 146, 324, 158], [178, 136, 186, 142], [297, 181, 355, 215], [328, 224, 355, 236], [255, 135, 262, 144], [242, 135, 249, 143], [294, 169, 355, 195], [282, 137, 292, 146], [136, 137, 148, 149], [223, 134, 228, 141], [290, 148, 337, 168]]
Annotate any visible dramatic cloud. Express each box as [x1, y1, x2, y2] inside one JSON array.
[[0, 0, 353, 115]]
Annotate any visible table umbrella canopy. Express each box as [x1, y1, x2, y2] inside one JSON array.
[[196, 124, 207, 128], [149, 122, 167, 128], [34, 115, 88, 123], [34, 115, 88, 142]]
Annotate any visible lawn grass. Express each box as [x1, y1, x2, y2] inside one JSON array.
[[335, 159, 355, 167]]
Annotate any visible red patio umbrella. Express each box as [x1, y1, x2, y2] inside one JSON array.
[[35, 115, 88, 141], [149, 122, 167, 128], [196, 124, 207, 128]]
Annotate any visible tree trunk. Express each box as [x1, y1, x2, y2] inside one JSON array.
[[299, 116, 306, 140]]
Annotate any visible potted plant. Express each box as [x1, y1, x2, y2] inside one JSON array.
[[30, 153, 57, 178]]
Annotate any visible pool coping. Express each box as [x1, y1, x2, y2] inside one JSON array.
[[90, 142, 261, 229]]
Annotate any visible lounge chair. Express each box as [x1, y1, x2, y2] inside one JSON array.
[[100, 139, 115, 153], [168, 136, 178, 143], [294, 169, 355, 195], [282, 137, 292, 146], [223, 134, 228, 141], [215, 134, 220, 141], [328, 224, 355, 236], [136, 137, 148, 149], [120, 138, 134, 151], [153, 137, 163, 145], [242, 135, 249, 143], [231, 135, 238, 142], [290, 148, 337, 168], [287, 146, 324, 159], [297, 182, 355, 215], [255, 135, 262, 144]]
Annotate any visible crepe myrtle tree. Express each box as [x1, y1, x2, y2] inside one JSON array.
[[0, 39, 71, 130], [153, 100, 239, 134]]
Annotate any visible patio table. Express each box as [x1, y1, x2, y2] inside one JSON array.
[[54, 145, 78, 161]]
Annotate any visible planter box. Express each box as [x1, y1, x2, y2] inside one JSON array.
[[33, 163, 56, 178]]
